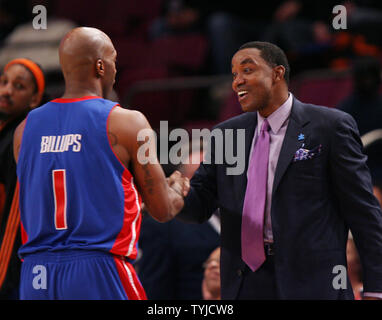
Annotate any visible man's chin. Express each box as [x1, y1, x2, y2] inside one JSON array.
[[240, 102, 258, 113]]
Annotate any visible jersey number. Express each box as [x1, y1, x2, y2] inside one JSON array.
[[52, 169, 67, 230]]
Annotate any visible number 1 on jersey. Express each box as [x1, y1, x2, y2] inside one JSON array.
[[52, 169, 67, 230]]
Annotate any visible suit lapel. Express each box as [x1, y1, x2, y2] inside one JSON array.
[[272, 98, 310, 194]]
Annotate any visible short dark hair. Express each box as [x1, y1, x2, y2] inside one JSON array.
[[239, 41, 290, 85]]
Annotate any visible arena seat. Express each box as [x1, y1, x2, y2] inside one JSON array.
[[117, 66, 173, 129], [151, 34, 208, 72]]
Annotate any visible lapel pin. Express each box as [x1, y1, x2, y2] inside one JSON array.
[[298, 133, 305, 141]]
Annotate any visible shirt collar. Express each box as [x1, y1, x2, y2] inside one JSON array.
[[257, 93, 293, 135]]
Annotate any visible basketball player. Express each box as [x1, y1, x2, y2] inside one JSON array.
[[13, 27, 189, 300]]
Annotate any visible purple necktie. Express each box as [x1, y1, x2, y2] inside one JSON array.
[[242, 119, 270, 272]]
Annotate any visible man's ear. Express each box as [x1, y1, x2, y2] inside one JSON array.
[[273, 65, 286, 83], [95, 58, 104, 78]]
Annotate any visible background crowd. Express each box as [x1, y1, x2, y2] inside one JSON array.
[[0, 0, 382, 300]]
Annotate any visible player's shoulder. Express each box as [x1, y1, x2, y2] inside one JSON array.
[[109, 106, 153, 137], [110, 106, 148, 124]]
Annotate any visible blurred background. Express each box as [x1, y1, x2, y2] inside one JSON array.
[[0, 0, 381, 131]]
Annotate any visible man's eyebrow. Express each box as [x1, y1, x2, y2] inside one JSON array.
[[231, 57, 256, 70], [240, 58, 255, 65]]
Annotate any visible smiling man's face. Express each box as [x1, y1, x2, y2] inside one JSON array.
[[231, 48, 275, 114]]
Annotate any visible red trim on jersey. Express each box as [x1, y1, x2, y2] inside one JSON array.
[[113, 256, 147, 300], [51, 96, 102, 103], [111, 170, 142, 258], [20, 221, 28, 245]]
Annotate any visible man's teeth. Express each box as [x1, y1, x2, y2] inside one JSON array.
[[238, 91, 248, 97]]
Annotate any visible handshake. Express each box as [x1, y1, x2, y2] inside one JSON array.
[[168, 170, 190, 197], [141, 170, 191, 221], [167, 170, 190, 216]]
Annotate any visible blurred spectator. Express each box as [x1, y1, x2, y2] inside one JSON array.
[[338, 56, 382, 136], [202, 246, 221, 300], [149, 0, 209, 40], [329, 1, 382, 71], [206, 0, 283, 74], [205, 0, 335, 75], [345, 0, 382, 48], [0, 58, 45, 299], [137, 140, 220, 299]]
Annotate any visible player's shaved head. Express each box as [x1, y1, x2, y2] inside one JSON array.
[[59, 27, 117, 98]]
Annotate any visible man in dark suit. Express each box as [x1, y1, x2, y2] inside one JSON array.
[[172, 41, 382, 299]]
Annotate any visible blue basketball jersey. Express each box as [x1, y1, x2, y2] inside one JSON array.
[[17, 96, 143, 260]]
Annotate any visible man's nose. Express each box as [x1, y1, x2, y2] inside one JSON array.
[[232, 74, 245, 90]]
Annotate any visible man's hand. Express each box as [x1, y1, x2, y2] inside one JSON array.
[[168, 170, 190, 197], [140, 171, 190, 220], [167, 170, 190, 217]]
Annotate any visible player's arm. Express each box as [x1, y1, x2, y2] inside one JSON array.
[[108, 107, 189, 222], [13, 118, 27, 163]]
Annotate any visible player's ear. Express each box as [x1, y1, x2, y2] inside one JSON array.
[[95, 59, 104, 78]]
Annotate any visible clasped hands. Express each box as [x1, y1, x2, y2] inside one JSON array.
[[140, 171, 189, 218], [167, 170, 190, 216], [167, 170, 190, 197]]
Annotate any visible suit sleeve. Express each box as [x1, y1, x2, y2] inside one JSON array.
[[177, 132, 219, 224], [329, 112, 382, 292]]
